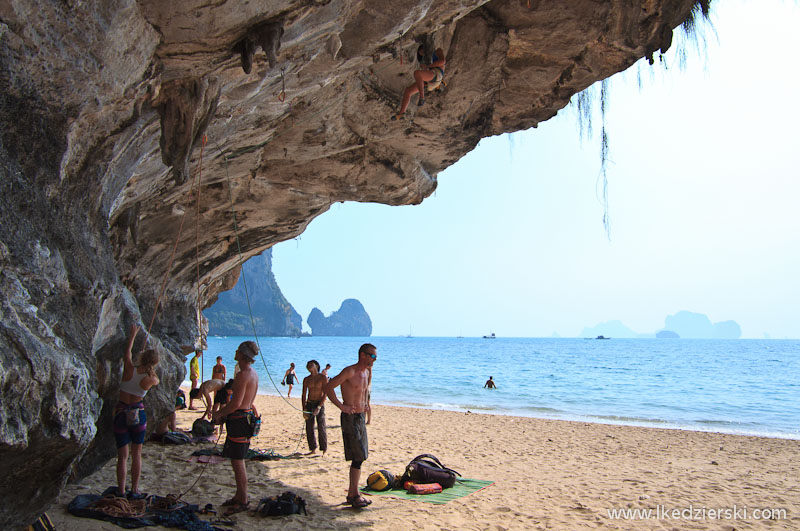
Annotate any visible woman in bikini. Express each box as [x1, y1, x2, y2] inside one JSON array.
[[393, 47, 446, 119], [283, 362, 298, 398], [113, 324, 160, 499]]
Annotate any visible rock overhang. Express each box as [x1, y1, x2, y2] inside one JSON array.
[[0, 0, 703, 526]]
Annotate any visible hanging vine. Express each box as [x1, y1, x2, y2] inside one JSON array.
[[569, 0, 714, 240]]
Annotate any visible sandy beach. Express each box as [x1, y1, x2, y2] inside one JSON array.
[[49, 394, 799, 530]]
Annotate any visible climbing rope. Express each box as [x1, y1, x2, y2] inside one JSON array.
[[173, 428, 225, 502], [211, 136, 311, 417], [89, 496, 148, 518], [143, 156, 205, 350], [193, 135, 207, 380], [278, 67, 286, 102]]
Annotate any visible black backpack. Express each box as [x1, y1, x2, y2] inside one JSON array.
[[401, 454, 461, 489], [191, 418, 214, 437], [162, 431, 192, 444], [255, 491, 307, 517]]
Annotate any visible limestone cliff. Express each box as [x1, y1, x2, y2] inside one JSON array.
[[308, 299, 372, 336], [204, 250, 303, 336], [0, 0, 704, 526]]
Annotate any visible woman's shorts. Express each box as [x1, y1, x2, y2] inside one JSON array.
[[113, 402, 147, 448]]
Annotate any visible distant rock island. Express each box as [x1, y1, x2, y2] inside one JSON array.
[[581, 311, 742, 339], [204, 253, 372, 337], [580, 320, 642, 339], [204, 250, 303, 336], [308, 299, 372, 336], [663, 311, 741, 339]]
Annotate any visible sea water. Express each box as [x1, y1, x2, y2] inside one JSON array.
[[195, 336, 800, 439]]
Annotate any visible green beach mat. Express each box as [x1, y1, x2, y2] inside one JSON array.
[[361, 478, 494, 505]]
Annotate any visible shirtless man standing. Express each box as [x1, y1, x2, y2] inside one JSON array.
[[324, 343, 377, 508], [213, 341, 259, 515], [301, 360, 328, 456]]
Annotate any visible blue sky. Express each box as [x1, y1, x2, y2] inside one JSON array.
[[272, 0, 800, 338]]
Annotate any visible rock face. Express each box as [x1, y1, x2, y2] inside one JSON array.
[[0, 0, 703, 525], [308, 299, 372, 336], [204, 250, 303, 336], [664, 311, 742, 339]]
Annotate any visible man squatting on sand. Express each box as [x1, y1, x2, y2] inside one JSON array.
[[302, 360, 328, 456], [114, 324, 159, 499], [325, 343, 377, 508], [212, 341, 260, 513]]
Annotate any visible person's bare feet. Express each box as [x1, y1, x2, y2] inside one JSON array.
[[304, 449, 317, 456]]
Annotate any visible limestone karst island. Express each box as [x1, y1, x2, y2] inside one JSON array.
[[7, 2, 797, 530]]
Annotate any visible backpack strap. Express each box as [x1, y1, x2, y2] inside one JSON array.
[[412, 454, 446, 468], [412, 454, 462, 477]]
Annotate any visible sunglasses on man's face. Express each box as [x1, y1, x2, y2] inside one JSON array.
[[363, 352, 377, 360]]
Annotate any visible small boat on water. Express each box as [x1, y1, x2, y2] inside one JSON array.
[[482, 332, 496, 339], [595, 335, 610, 340]]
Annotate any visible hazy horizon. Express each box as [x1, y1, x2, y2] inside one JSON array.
[[271, 0, 800, 340]]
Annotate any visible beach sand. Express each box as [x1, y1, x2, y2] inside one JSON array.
[[49, 394, 799, 530]]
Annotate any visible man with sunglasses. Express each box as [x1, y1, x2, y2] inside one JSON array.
[[325, 343, 377, 508]]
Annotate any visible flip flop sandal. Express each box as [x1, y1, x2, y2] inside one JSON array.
[[346, 495, 372, 508], [224, 501, 249, 516], [221, 498, 239, 507]]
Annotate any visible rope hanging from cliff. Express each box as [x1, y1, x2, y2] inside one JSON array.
[[143, 136, 208, 356], [194, 135, 207, 381], [212, 135, 310, 417], [222, 53, 406, 162]]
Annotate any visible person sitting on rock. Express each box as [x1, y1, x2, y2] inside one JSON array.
[[392, 46, 446, 120]]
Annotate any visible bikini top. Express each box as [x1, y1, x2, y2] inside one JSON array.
[[431, 52, 445, 73], [120, 369, 149, 398]]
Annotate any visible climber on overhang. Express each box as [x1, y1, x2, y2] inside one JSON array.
[[391, 46, 446, 120]]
